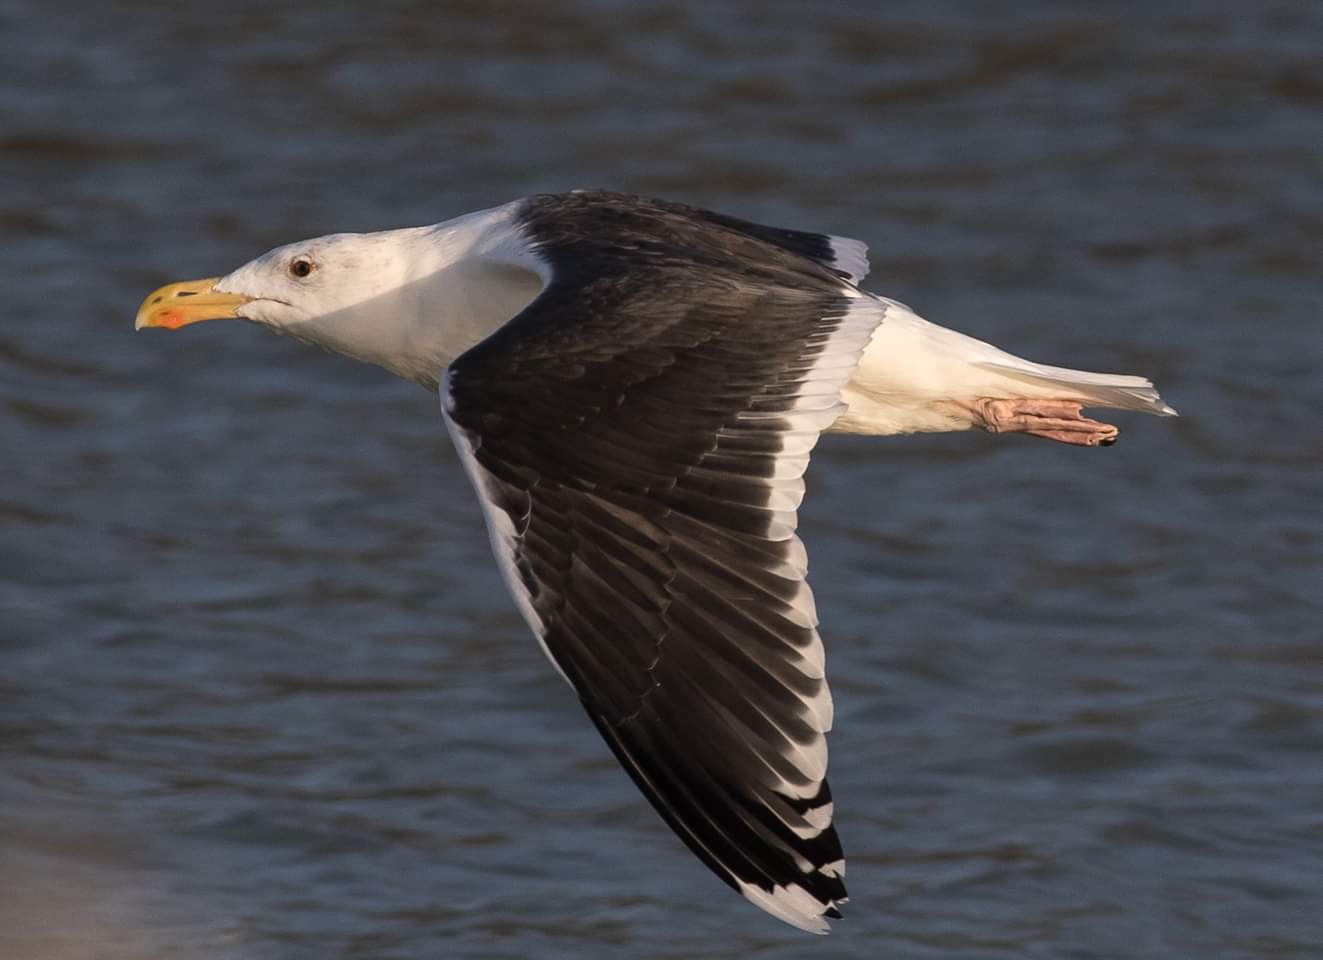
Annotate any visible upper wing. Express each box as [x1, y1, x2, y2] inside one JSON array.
[[684, 205, 870, 286], [442, 198, 883, 932], [563, 190, 871, 286]]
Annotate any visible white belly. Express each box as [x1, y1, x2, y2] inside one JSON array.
[[830, 296, 1170, 436], [830, 298, 1018, 436]]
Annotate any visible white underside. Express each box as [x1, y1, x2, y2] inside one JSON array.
[[830, 297, 1176, 437]]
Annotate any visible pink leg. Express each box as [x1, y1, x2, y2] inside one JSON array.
[[961, 399, 1120, 447]]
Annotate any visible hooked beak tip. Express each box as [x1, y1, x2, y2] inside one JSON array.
[[135, 277, 248, 330]]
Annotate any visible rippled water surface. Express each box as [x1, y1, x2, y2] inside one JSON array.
[[3, 2, 1320, 957]]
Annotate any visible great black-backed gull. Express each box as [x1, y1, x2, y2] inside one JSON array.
[[136, 190, 1175, 934]]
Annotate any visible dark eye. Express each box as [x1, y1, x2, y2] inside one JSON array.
[[289, 257, 316, 278]]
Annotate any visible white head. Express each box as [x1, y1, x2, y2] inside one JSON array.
[[136, 206, 545, 389]]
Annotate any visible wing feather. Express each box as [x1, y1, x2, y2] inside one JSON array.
[[441, 192, 883, 932]]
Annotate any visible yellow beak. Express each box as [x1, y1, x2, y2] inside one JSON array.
[[135, 278, 252, 330]]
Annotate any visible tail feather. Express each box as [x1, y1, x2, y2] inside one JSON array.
[[974, 360, 1178, 417], [837, 300, 1179, 437]]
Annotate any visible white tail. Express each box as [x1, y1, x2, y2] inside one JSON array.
[[973, 360, 1179, 417], [834, 298, 1178, 437]]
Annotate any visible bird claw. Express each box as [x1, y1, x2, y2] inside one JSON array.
[[963, 398, 1120, 447]]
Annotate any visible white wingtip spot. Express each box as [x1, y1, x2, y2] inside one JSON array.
[[803, 800, 834, 833], [738, 880, 835, 934], [827, 234, 871, 286]]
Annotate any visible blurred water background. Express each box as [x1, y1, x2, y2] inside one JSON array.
[[2, 1, 1320, 957]]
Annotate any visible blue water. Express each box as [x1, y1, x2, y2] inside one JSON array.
[[3, 2, 1320, 957]]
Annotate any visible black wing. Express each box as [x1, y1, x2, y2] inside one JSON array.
[[442, 195, 883, 932], [534, 190, 870, 285]]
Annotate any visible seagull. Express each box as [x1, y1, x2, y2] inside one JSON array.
[[136, 190, 1175, 934]]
